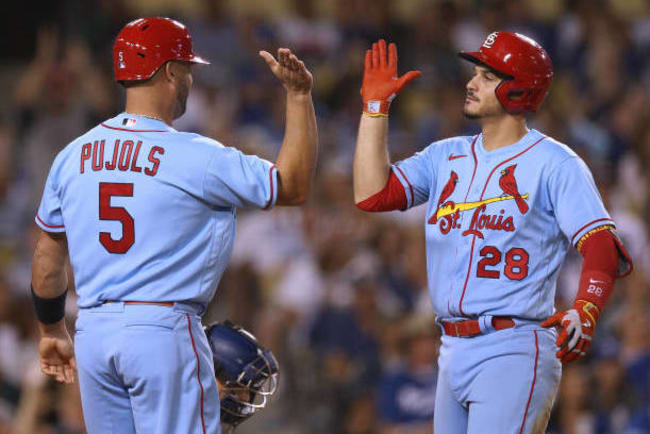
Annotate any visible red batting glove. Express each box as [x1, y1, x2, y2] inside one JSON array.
[[541, 300, 600, 363], [361, 39, 421, 117]]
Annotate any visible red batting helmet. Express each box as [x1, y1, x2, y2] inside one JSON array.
[[458, 31, 553, 114], [113, 17, 209, 82]]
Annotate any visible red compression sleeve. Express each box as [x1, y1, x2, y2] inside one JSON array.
[[575, 229, 619, 312], [356, 170, 407, 212]]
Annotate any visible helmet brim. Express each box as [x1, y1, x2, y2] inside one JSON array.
[[458, 51, 512, 79], [458, 51, 485, 65]]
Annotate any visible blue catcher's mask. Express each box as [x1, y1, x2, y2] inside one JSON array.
[[206, 320, 279, 429]]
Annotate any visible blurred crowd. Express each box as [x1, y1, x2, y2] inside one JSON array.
[[1, 0, 650, 433]]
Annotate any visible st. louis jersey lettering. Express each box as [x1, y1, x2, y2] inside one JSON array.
[[392, 129, 614, 320]]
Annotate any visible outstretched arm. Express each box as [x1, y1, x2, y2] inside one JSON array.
[[353, 40, 420, 203], [260, 48, 318, 206]]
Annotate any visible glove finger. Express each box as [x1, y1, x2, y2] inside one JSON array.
[[561, 349, 579, 364], [574, 339, 588, 361], [563, 340, 586, 363], [396, 71, 421, 93], [566, 323, 581, 352], [378, 39, 387, 69], [555, 327, 569, 348], [372, 42, 379, 69], [560, 342, 580, 363], [388, 42, 397, 70], [556, 338, 573, 359], [365, 49, 372, 71], [541, 314, 561, 328]]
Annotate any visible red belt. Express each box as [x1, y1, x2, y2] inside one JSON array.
[[441, 316, 515, 337], [105, 301, 174, 307]]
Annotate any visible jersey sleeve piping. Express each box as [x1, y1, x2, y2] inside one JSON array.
[[263, 165, 279, 210], [570, 218, 616, 247], [392, 165, 414, 208], [35, 215, 65, 232]]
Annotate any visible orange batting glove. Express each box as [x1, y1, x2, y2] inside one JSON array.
[[361, 39, 421, 117], [541, 300, 599, 363]]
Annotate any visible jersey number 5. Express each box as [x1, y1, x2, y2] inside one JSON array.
[[99, 182, 134, 254], [476, 245, 529, 280]]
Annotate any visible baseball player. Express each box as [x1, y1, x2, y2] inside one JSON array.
[[353, 33, 633, 433], [30, 17, 317, 434]]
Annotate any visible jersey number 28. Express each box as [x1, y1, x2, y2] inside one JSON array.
[[99, 182, 134, 254], [476, 245, 529, 280]]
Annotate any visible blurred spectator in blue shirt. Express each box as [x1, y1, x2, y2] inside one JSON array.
[[377, 315, 439, 434]]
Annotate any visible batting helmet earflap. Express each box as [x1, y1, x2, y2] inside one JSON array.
[[206, 320, 279, 429], [458, 31, 553, 114], [113, 17, 209, 82]]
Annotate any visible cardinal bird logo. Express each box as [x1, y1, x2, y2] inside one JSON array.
[[429, 171, 459, 224], [498, 164, 528, 215]]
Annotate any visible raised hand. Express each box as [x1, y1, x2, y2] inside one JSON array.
[[361, 39, 421, 116], [259, 48, 313, 94]]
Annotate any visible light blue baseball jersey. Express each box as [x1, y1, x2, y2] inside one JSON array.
[[36, 113, 278, 309], [393, 129, 612, 321]]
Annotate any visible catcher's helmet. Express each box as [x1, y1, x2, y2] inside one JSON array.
[[206, 321, 279, 429], [458, 31, 553, 114], [113, 17, 209, 82]]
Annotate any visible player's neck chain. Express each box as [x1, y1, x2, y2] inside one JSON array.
[[125, 111, 165, 122]]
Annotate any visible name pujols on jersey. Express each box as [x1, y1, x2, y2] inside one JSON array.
[[428, 164, 528, 239], [79, 139, 164, 176]]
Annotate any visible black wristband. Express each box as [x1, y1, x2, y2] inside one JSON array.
[[31, 286, 67, 324]]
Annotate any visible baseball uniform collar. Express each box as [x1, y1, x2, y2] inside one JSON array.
[[475, 128, 544, 159], [102, 112, 177, 132]]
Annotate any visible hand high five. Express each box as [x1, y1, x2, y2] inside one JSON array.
[[361, 39, 421, 116], [260, 48, 313, 94]]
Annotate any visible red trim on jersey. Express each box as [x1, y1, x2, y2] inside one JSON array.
[[100, 123, 167, 133], [394, 166, 414, 206], [462, 136, 480, 202], [570, 218, 615, 246], [186, 314, 206, 434], [263, 165, 277, 210], [36, 215, 64, 229], [519, 331, 539, 434], [478, 137, 546, 201], [458, 136, 545, 315], [356, 170, 407, 212]]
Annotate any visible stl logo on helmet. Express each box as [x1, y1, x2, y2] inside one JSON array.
[[482, 32, 499, 49], [118, 51, 125, 69], [428, 166, 529, 239]]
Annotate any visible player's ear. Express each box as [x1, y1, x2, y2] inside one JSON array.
[[163, 61, 176, 83]]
